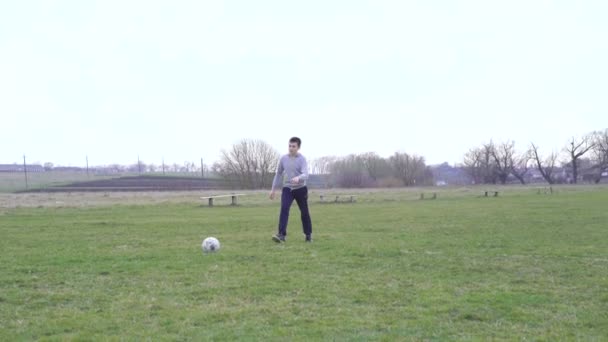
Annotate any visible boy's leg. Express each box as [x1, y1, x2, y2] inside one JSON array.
[[277, 187, 295, 238], [294, 187, 312, 238]]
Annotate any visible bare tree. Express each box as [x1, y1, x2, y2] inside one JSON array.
[[360, 152, 391, 181], [490, 141, 530, 185], [311, 156, 336, 175], [463, 144, 497, 184], [108, 164, 124, 173], [216, 139, 279, 189], [481, 143, 498, 184], [183, 161, 197, 173], [530, 143, 558, 184], [564, 134, 596, 184], [590, 129, 608, 183], [211, 162, 223, 175], [312, 156, 337, 188], [128, 161, 146, 174], [390, 152, 411, 186], [490, 141, 511, 184], [255, 141, 280, 187], [389, 152, 427, 186], [510, 150, 531, 185], [463, 147, 484, 184], [330, 154, 371, 188]]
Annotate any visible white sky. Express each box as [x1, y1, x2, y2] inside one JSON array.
[[1, 1, 607, 167]]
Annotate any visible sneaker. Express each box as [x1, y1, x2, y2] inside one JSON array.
[[272, 234, 285, 243], [305, 235, 312, 243]]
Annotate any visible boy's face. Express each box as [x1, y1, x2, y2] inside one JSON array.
[[288, 142, 299, 155]]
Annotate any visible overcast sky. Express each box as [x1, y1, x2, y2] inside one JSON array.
[[1, 0, 607, 167]]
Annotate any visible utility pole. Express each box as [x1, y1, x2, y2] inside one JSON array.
[[162, 158, 166, 175], [201, 158, 204, 178], [23, 155, 28, 189], [137, 155, 142, 175], [86, 155, 90, 178]]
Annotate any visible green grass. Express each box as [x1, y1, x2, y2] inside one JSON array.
[[1, 188, 608, 340]]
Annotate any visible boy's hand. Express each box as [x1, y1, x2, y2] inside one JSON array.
[[269, 191, 276, 200], [290, 176, 300, 184]]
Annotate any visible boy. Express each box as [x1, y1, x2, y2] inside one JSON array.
[[270, 137, 313, 243]]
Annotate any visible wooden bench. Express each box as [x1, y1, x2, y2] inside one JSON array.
[[320, 194, 357, 203], [536, 186, 553, 195], [420, 193, 437, 200], [200, 193, 245, 207], [484, 190, 499, 197]]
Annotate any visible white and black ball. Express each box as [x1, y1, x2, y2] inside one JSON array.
[[202, 237, 220, 253]]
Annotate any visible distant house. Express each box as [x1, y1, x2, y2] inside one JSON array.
[[528, 169, 544, 181], [429, 163, 470, 185], [53, 166, 86, 172], [0, 164, 45, 173]]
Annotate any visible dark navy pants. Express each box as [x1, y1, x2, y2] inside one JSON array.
[[278, 186, 312, 237]]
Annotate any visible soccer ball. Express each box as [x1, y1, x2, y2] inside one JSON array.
[[202, 237, 220, 253]]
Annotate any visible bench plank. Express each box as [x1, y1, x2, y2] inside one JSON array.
[[320, 194, 357, 203], [483, 191, 499, 197], [200, 194, 246, 207], [200, 194, 245, 199]]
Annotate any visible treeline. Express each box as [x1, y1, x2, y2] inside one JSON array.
[[311, 153, 433, 188], [209, 140, 433, 189], [211, 139, 279, 189], [26, 128, 608, 189], [211, 128, 608, 189], [463, 129, 608, 185], [40, 161, 208, 175]]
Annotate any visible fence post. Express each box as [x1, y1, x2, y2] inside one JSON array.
[[23, 155, 28, 189]]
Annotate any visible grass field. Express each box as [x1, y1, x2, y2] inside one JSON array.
[[1, 187, 608, 340]]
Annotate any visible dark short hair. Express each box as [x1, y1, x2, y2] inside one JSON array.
[[289, 137, 301, 147]]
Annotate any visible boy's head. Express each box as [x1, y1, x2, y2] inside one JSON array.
[[289, 137, 301, 155]]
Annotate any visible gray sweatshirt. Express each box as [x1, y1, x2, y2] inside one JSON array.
[[272, 153, 309, 191]]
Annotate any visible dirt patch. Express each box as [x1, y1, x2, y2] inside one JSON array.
[[19, 175, 237, 193]]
